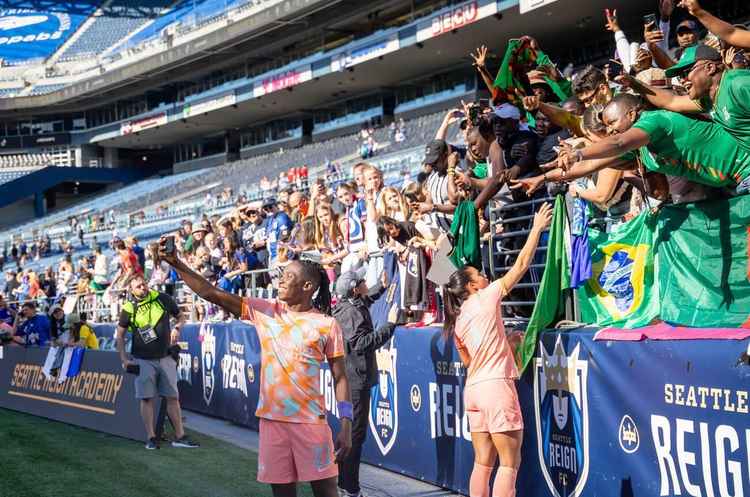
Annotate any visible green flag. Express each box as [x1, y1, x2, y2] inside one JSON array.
[[657, 195, 750, 327], [492, 38, 537, 107], [577, 210, 660, 328], [449, 200, 481, 270], [517, 195, 569, 372], [535, 51, 573, 103]]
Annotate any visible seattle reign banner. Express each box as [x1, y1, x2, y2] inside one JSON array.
[[92, 322, 750, 496]]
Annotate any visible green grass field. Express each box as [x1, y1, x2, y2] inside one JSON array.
[[0, 408, 314, 497]]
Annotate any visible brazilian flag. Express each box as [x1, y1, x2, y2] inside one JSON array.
[[577, 210, 660, 328]]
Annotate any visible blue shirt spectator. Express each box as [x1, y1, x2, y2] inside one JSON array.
[[14, 303, 50, 347], [0, 295, 14, 325], [234, 247, 259, 271], [262, 199, 293, 261]]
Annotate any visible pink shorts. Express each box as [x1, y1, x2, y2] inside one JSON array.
[[464, 379, 523, 434], [257, 418, 338, 484]]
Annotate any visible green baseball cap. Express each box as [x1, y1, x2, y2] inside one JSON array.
[[665, 44, 722, 78]]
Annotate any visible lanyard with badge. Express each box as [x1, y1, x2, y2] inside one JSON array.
[[133, 299, 158, 345]]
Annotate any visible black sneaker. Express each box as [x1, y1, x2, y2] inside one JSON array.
[[172, 436, 200, 448], [145, 437, 159, 450]]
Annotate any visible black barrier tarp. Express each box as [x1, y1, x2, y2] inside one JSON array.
[[0, 346, 144, 441]]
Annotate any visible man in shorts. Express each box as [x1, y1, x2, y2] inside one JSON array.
[[159, 240, 352, 497], [116, 275, 198, 450]]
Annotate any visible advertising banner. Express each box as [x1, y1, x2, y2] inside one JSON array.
[[519, 0, 559, 14], [519, 331, 750, 497], [415, 0, 498, 43], [0, 7, 94, 62], [0, 346, 143, 441], [83, 323, 750, 496], [330, 36, 400, 72], [253, 65, 312, 98], [183, 92, 236, 118], [120, 112, 167, 135]]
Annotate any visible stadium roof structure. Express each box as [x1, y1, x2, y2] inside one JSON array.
[[0, 0, 655, 151]]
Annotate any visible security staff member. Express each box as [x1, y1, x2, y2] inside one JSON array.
[[115, 274, 198, 450]]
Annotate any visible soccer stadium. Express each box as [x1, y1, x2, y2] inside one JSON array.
[[1, 0, 750, 495]]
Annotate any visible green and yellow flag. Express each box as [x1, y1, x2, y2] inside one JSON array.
[[577, 210, 660, 328]]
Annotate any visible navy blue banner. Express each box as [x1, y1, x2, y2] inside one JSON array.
[[0, 8, 94, 62], [93, 322, 750, 496]]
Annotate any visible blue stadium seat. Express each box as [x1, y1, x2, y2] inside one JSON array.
[[60, 1, 172, 60]]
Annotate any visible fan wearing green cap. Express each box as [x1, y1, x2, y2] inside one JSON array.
[[624, 44, 750, 152], [512, 93, 750, 196]]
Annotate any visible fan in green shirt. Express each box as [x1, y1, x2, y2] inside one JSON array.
[[510, 93, 750, 196], [629, 45, 750, 152]]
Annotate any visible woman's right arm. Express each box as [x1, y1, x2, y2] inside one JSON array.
[[499, 203, 553, 292]]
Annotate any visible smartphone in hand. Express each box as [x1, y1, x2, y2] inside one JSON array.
[[163, 235, 176, 255]]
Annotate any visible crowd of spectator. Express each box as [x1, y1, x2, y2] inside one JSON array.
[[1, 0, 749, 352]]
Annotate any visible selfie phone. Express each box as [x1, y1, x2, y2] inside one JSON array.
[[452, 110, 465, 119], [606, 59, 623, 80], [469, 105, 479, 125], [163, 235, 175, 254], [643, 13, 657, 28], [478, 98, 490, 109]]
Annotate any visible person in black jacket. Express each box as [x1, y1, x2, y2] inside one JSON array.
[[333, 269, 399, 497]]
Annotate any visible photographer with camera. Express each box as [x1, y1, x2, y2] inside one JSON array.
[[115, 273, 198, 450]]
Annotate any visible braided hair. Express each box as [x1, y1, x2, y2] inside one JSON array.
[[297, 259, 332, 316]]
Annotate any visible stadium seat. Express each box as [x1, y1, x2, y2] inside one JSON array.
[[59, 1, 172, 61]]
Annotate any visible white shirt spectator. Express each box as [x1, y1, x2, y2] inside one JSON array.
[[425, 171, 453, 233]]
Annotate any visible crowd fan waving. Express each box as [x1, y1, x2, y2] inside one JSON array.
[[1, 1, 750, 496]]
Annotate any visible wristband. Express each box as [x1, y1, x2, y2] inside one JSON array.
[[337, 401, 353, 421]]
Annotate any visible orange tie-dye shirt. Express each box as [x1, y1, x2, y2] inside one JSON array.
[[241, 298, 344, 424]]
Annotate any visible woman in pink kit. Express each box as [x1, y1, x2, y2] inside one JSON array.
[[444, 202, 552, 497]]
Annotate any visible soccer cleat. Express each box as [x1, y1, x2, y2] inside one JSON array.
[[145, 437, 159, 450], [171, 436, 200, 448]]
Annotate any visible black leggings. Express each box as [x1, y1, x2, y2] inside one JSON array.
[[338, 386, 371, 494]]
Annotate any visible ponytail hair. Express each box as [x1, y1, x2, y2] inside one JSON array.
[[298, 259, 332, 316], [442, 266, 474, 340]]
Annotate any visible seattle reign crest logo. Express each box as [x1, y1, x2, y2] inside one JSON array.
[[369, 338, 398, 455], [533, 336, 590, 497], [200, 323, 216, 407]]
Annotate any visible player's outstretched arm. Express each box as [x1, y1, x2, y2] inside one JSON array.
[[158, 238, 242, 317]]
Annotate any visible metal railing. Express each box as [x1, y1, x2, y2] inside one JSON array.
[[488, 190, 555, 326]]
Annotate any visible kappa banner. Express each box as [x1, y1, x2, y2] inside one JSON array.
[[0, 7, 94, 62], [577, 210, 660, 329]]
